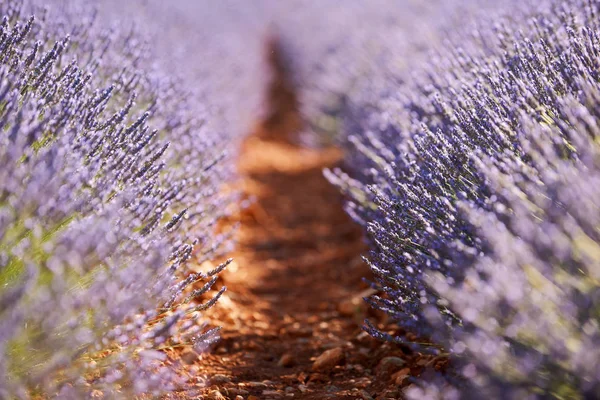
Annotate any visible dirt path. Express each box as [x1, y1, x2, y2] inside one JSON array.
[[193, 134, 409, 400], [172, 45, 443, 400]]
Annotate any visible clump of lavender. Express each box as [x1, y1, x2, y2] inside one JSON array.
[[108, 0, 270, 142], [323, 0, 600, 396], [417, 92, 600, 398], [0, 1, 244, 397]]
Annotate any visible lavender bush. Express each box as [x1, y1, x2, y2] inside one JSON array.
[[319, 0, 600, 397], [416, 92, 600, 398], [0, 1, 261, 397]]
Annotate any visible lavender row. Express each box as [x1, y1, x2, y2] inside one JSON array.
[[308, 0, 600, 397], [0, 1, 266, 398]]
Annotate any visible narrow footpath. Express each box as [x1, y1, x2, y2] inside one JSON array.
[[174, 45, 443, 400]]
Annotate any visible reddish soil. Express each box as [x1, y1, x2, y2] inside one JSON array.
[[169, 42, 444, 400]]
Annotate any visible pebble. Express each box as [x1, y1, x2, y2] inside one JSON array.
[[325, 385, 340, 392], [416, 357, 432, 367], [227, 388, 249, 396], [337, 299, 357, 317], [376, 356, 406, 377], [308, 373, 329, 383], [246, 340, 262, 350], [288, 327, 313, 338], [235, 397, 244, 400], [207, 390, 226, 400], [345, 362, 364, 372], [285, 322, 313, 338], [352, 377, 371, 389], [246, 381, 269, 389], [358, 347, 371, 356], [360, 390, 375, 400], [181, 350, 197, 365], [278, 353, 295, 367], [307, 315, 320, 323], [297, 372, 308, 383], [312, 347, 345, 372], [211, 374, 231, 384], [263, 389, 283, 397], [298, 384, 308, 393], [392, 367, 411, 385]]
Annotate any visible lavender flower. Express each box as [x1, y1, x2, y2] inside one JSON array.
[[0, 1, 266, 397]]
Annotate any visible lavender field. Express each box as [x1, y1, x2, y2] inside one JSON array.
[[1, 0, 599, 399]]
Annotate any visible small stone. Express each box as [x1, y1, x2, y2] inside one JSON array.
[[376, 356, 406, 377], [278, 353, 295, 367], [308, 373, 329, 383], [288, 327, 313, 338], [312, 347, 345, 372], [285, 386, 295, 393], [337, 299, 356, 316], [353, 377, 371, 389], [262, 389, 283, 397], [246, 340, 262, 350], [228, 388, 249, 396], [358, 347, 370, 356], [211, 374, 231, 384], [416, 357, 432, 367], [297, 372, 308, 383], [181, 350, 198, 365], [298, 384, 308, 393], [246, 381, 269, 389], [235, 396, 244, 400], [392, 367, 411, 385], [207, 390, 226, 400], [360, 390, 375, 400]]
